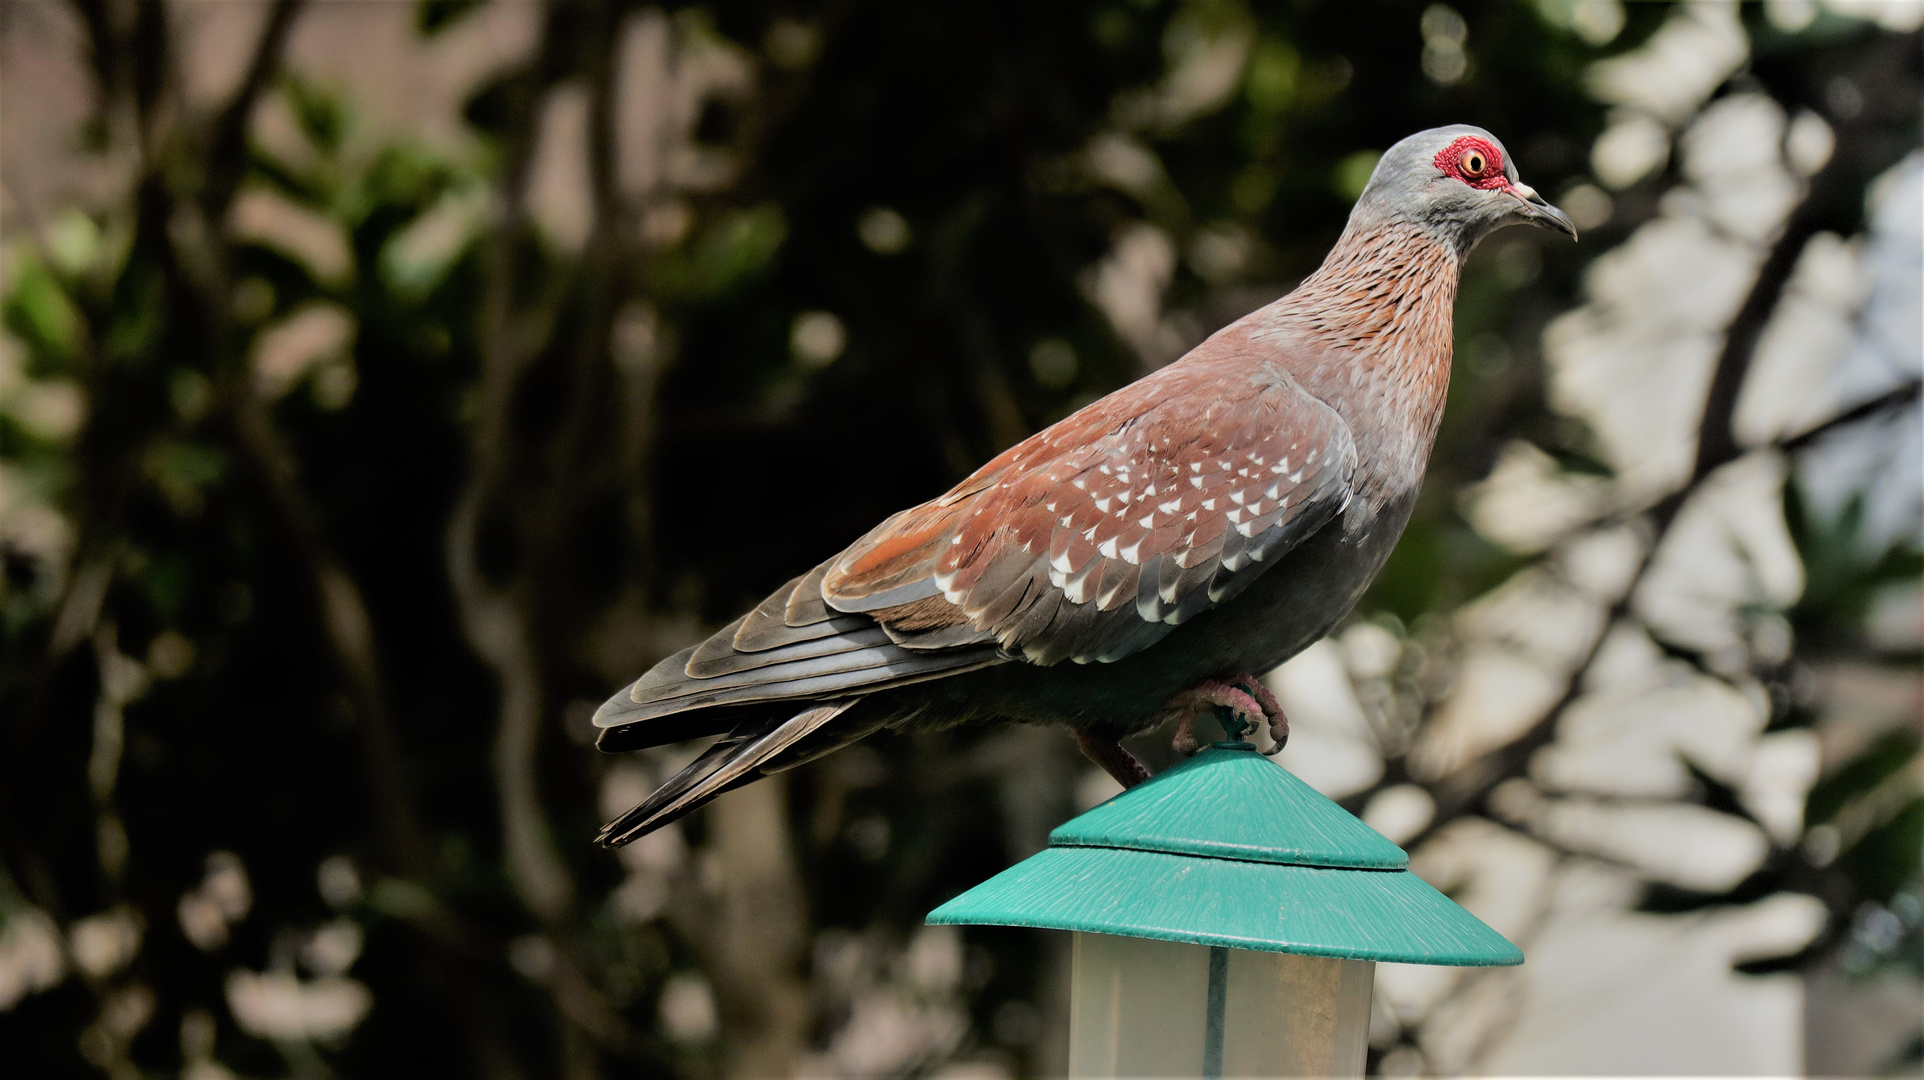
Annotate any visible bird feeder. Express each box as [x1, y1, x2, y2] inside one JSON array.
[[927, 721, 1521, 1078]]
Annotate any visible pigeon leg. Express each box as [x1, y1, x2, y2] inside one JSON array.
[[1166, 676, 1290, 756], [1075, 730, 1151, 789]]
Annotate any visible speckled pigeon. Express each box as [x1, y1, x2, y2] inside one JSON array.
[[594, 125, 1575, 846]]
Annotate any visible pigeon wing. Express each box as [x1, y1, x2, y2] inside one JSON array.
[[825, 356, 1358, 665]]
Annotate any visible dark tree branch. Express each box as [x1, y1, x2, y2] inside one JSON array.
[[446, 5, 570, 917], [129, 0, 167, 137], [66, 0, 119, 112], [442, 4, 653, 1076], [224, 401, 438, 873], [1687, 150, 1861, 484], [200, 0, 306, 220], [1780, 381, 1922, 454]]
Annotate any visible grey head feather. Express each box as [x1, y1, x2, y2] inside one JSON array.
[[1355, 124, 1576, 254]]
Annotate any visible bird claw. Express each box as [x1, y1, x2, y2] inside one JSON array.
[[1167, 676, 1289, 756], [1261, 709, 1290, 756]]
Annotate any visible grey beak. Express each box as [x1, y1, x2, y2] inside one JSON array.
[[1510, 183, 1577, 240]]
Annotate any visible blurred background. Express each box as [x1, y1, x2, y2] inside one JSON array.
[[1, 0, 1919, 1076]]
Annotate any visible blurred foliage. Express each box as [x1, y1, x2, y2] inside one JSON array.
[[0, 1, 1917, 1078]]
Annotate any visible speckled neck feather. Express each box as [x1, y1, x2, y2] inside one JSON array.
[[1273, 217, 1461, 350], [1251, 217, 1461, 508]]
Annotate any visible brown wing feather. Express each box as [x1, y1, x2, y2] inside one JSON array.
[[822, 350, 1357, 665]]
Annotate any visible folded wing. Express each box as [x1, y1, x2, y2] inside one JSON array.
[[826, 358, 1358, 665]]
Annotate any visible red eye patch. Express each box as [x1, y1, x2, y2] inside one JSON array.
[[1434, 136, 1509, 190]]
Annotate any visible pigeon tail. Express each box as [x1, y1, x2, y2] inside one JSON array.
[[596, 700, 854, 846]]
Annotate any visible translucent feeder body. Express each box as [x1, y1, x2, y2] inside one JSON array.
[[1070, 933, 1373, 1079]]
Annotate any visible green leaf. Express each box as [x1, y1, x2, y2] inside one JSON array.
[[1806, 731, 1919, 828], [1244, 39, 1299, 114], [657, 205, 789, 302], [417, 0, 484, 36], [285, 75, 349, 156], [3, 253, 81, 371], [1840, 799, 1924, 904], [1331, 150, 1381, 202]]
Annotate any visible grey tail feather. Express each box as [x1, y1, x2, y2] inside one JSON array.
[[596, 700, 856, 847], [594, 706, 738, 753]]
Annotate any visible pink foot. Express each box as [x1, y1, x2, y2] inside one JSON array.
[[1165, 675, 1290, 756]]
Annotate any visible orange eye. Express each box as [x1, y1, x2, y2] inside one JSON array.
[[1461, 149, 1486, 176]]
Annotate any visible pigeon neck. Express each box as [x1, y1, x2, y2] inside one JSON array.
[[1265, 216, 1461, 506], [1280, 216, 1461, 343]]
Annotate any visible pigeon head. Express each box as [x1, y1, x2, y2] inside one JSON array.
[[1356, 124, 1577, 252]]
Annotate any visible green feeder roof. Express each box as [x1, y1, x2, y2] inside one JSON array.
[[1051, 744, 1408, 870], [928, 743, 1522, 967]]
